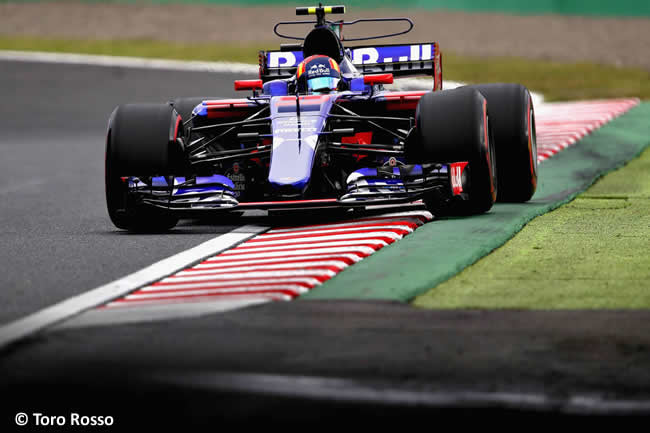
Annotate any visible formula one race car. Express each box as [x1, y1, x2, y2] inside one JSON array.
[[105, 4, 538, 231]]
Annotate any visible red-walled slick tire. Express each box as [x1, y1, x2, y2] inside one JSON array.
[[407, 87, 497, 215], [465, 83, 537, 202]]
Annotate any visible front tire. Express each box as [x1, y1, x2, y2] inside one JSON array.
[[407, 87, 497, 215], [105, 103, 182, 232], [465, 83, 537, 202]]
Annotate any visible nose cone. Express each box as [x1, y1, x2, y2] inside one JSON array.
[[268, 94, 334, 195], [268, 134, 318, 194]]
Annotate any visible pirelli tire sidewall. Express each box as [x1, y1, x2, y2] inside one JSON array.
[[105, 103, 181, 231], [409, 88, 497, 215], [465, 83, 537, 202]]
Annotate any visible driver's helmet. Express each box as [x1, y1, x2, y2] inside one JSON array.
[[296, 55, 341, 94]]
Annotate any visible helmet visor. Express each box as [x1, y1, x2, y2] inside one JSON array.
[[307, 76, 340, 93]]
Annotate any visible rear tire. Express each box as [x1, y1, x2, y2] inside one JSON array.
[[465, 83, 537, 202], [407, 88, 497, 215], [105, 103, 182, 232]]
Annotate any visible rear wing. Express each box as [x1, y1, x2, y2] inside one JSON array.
[[259, 42, 442, 90]]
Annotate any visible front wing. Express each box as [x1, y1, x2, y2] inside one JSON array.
[[123, 162, 469, 214]]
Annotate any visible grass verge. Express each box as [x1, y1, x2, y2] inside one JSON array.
[[413, 146, 650, 309], [1, 36, 649, 101]]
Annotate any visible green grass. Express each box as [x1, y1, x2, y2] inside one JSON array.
[[1, 36, 649, 101], [413, 146, 650, 309], [443, 52, 650, 102]]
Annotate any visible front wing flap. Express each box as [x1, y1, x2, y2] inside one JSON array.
[[125, 161, 468, 213]]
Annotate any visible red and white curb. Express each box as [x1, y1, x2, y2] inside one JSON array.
[[52, 97, 641, 329], [535, 98, 639, 162], [55, 210, 432, 328], [109, 211, 430, 305]]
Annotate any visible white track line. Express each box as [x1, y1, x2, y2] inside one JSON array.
[[56, 298, 271, 329], [0, 50, 259, 75], [0, 224, 268, 350], [155, 371, 650, 415]]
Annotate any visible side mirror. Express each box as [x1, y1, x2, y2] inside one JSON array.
[[263, 80, 289, 96], [234, 79, 263, 91], [364, 74, 394, 85], [350, 77, 365, 92]]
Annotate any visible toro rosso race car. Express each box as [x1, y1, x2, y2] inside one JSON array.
[[106, 4, 538, 231]]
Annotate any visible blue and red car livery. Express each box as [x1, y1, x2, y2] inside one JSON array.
[[105, 4, 537, 231]]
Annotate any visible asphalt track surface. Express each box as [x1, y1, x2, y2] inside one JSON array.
[[1, 60, 650, 426], [0, 60, 254, 325]]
